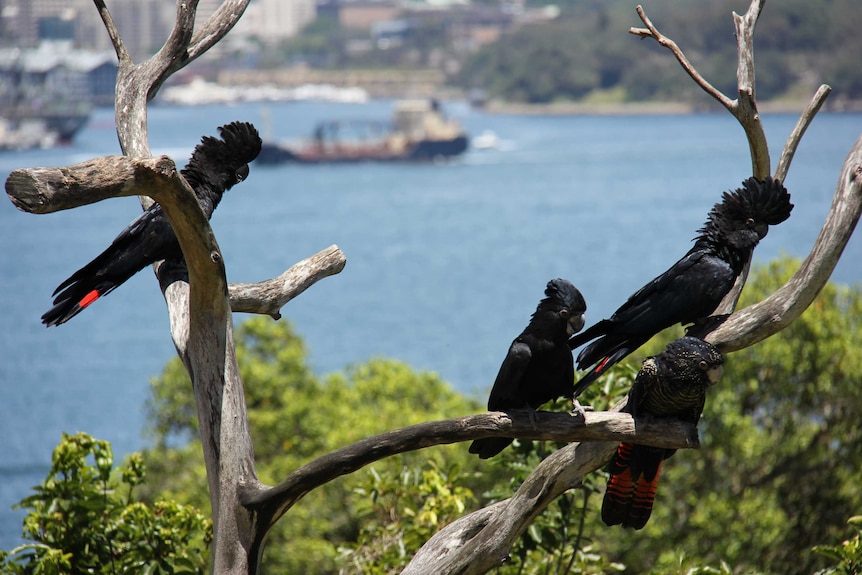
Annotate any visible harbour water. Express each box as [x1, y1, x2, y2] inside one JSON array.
[[1, 100, 860, 548]]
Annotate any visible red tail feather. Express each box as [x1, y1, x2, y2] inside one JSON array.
[[79, 290, 101, 309], [595, 355, 612, 373], [602, 443, 663, 530], [627, 462, 662, 529]]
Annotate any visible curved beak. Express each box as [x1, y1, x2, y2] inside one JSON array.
[[707, 364, 723, 385], [236, 164, 250, 183], [567, 313, 585, 336]]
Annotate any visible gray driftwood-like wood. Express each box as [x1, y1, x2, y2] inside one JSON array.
[[235, 404, 691, 565], [5, 156, 175, 213], [402, 2, 862, 573], [228, 245, 347, 318], [3, 1, 861, 574]]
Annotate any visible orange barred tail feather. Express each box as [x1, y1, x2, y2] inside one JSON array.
[[601, 443, 636, 527], [601, 442, 663, 530], [625, 462, 662, 529]]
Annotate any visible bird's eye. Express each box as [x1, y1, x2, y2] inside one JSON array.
[[699, 360, 708, 370], [560, 309, 570, 319], [746, 217, 756, 228]]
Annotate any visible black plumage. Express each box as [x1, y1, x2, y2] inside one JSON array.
[[42, 121, 262, 327], [601, 336, 723, 529], [469, 278, 587, 459], [569, 176, 792, 397]]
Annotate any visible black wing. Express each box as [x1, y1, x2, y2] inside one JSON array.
[[486, 340, 532, 411], [576, 249, 735, 369]]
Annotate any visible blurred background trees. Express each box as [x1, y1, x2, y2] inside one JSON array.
[[453, 0, 862, 105], [6, 256, 858, 574], [277, 0, 862, 105]]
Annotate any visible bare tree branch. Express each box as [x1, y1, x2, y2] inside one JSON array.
[[5, 156, 174, 213], [629, 7, 734, 111], [775, 84, 832, 183], [404, 405, 626, 575], [188, 0, 252, 61], [111, 0, 251, 158], [229, 245, 347, 318], [241, 405, 693, 517], [629, 2, 769, 178], [92, 0, 130, 65], [732, 0, 770, 179], [238, 400, 688, 567], [707, 136, 862, 352]]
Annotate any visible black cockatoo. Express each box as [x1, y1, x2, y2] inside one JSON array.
[[42, 121, 262, 326], [569, 176, 791, 396], [601, 336, 723, 530], [469, 278, 587, 459]]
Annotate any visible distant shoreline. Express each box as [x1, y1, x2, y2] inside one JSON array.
[[480, 98, 862, 116]]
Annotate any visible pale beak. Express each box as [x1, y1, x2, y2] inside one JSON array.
[[567, 313, 585, 336]]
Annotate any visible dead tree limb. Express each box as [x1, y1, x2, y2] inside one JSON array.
[[404, 437, 620, 575], [775, 84, 833, 182], [4, 1, 339, 572], [707, 136, 862, 352], [630, 1, 769, 179], [5, 0, 859, 573], [228, 246, 347, 318], [403, 3, 859, 572], [239, 407, 694, 520]]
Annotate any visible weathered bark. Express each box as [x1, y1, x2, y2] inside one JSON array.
[[240, 406, 697, 521], [98, 3, 257, 569], [3, 0, 860, 574], [707, 138, 862, 352], [403, 4, 860, 573], [5, 156, 176, 213], [404, 438, 620, 574], [4, 2, 330, 573], [228, 246, 347, 318]]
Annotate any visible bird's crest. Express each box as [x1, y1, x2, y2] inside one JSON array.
[[703, 176, 793, 232], [542, 278, 586, 314], [181, 121, 263, 192], [718, 176, 793, 224]]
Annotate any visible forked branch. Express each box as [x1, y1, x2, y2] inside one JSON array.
[[707, 136, 862, 351], [630, 1, 769, 178], [4, 158, 346, 320], [401, 3, 860, 573]]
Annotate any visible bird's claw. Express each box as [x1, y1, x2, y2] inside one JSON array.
[[571, 399, 592, 422]]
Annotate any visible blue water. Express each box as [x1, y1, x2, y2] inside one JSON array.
[[1, 100, 860, 549]]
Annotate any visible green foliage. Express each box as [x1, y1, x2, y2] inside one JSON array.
[[590, 258, 862, 575], [339, 461, 476, 573], [813, 516, 862, 575], [142, 317, 485, 573], [457, 0, 862, 104], [334, 368, 634, 575], [0, 432, 211, 575], [130, 257, 862, 574]]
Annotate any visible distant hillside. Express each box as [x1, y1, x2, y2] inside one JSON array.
[[457, 0, 862, 106]]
